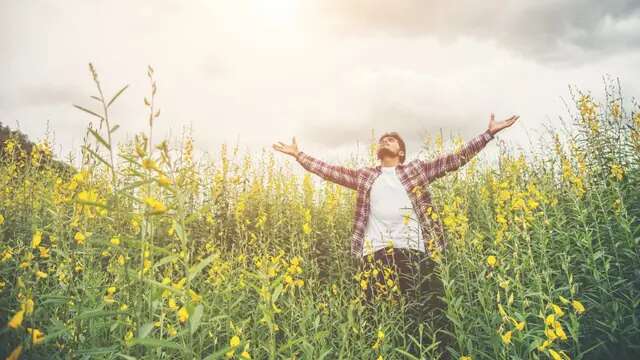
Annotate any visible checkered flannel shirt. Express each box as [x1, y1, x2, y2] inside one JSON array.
[[296, 129, 495, 257]]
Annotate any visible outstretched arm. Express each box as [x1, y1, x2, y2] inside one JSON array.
[[420, 113, 519, 181], [273, 137, 359, 190]]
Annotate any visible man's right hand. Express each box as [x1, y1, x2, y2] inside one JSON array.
[[272, 137, 300, 159]]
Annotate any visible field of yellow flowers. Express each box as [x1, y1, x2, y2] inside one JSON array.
[[1, 67, 639, 360]]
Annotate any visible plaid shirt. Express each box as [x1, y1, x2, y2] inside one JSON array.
[[296, 129, 495, 258]]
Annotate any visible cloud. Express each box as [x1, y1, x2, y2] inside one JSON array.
[[8, 85, 85, 108], [317, 0, 640, 65]]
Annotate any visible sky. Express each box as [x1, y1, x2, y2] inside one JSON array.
[[2, 0, 640, 167]]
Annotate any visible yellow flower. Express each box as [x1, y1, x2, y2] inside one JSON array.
[[24, 298, 35, 314], [241, 351, 251, 359], [545, 314, 555, 326], [360, 279, 368, 289], [0, 213, 4, 225], [537, 340, 551, 352], [545, 327, 557, 341], [189, 289, 202, 303], [74, 231, 86, 245], [572, 300, 585, 314], [551, 303, 565, 317], [230, 335, 241, 347], [107, 286, 117, 295], [38, 246, 49, 258], [27, 327, 45, 345], [377, 330, 385, 340], [487, 255, 497, 267], [157, 175, 173, 186], [168, 325, 177, 337], [501, 330, 512, 345], [110, 236, 120, 246], [8, 310, 25, 328], [460, 357, 472, 360], [515, 321, 525, 331], [144, 197, 167, 214], [6, 345, 22, 360], [168, 298, 178, 310], [610, 163, 624, 181], [302, 223, 312, 235], [142, 158, 159, 171], [295, 279, 304, 287], [548, 349, 563, 360], [177, 306, 189, 323], [36, 270, 48, 279], [284, 275, 293, 285], [554, 321, 568, 341], [32, 230, 42, 248]]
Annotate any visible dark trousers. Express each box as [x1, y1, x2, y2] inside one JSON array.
[[358, 248, 451, 359]]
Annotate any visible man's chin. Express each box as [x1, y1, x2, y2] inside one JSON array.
[[377, 149, 396, 159]]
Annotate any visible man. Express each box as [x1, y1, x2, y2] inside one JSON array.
[[273, 113, 519, 357]]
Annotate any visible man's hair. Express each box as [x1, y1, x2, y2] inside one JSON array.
[[377, 132, 406, 163]]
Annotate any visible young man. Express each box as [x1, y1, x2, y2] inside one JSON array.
[[273, 113, 519, 356]]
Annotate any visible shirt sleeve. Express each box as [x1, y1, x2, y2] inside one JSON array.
[[419, 129, 494, 182], [296, 151, 360, 190]]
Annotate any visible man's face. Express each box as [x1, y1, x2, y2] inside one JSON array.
[[377, 136, 403, 160]]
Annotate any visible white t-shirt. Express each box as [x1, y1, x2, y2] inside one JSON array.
[[363, 166, 425, 256]]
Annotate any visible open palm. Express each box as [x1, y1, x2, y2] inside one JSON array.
[[488, 113, 520, 136], [272, 137, 300, 158]]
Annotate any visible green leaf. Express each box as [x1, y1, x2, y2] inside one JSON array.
[[203, 347, 233, 360], [116, 353, 138, 360], [190, 304, 204, 335], [174, 221, 188, 245], [73, 104, 104, 119], [131, 337, 186, 351], [188, 254, 214, 282], [110, 124, 120, 133], [119, 179, 155, 192], [118, 153, 141, 165], [76, 346, 119, 355], [108, 84, 129, 107], [142, 278, 186, 297], [154, 254, 180, 269], [83, 145, 112, 169], [137, 322, 154, 339], [75, 310, 119, 320], [88, 128, 111, 150], [272, 283, 283, 303]]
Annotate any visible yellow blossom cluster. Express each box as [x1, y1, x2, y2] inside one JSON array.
[[536, 297, 586, 357], [354, 256, 400, 301], [578, 94, 599, 134], [283, 256, 304, 289]]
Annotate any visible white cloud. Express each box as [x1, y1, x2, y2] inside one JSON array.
[[1, 0, 639, 168]]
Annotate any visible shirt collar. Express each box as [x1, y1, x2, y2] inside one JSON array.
[[374, 163, 405, 172]]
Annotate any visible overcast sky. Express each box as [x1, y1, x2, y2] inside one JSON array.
[[2, 0, 640, 166]]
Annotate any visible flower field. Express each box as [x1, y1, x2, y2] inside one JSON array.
[[1, 67, 639, 359]]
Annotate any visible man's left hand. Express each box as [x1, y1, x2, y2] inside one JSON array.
[[488, 113, 520, 136]]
